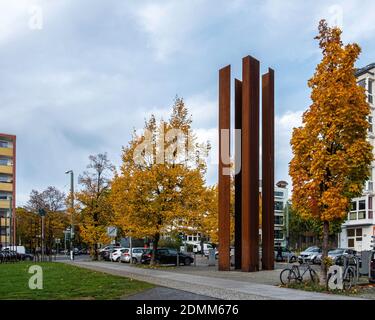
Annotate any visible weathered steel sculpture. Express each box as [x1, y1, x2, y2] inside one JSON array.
[[218, 55, 275, 272]]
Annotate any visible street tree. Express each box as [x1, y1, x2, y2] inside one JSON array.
[[21, 186, 68, 258], [111, 97, 211, 264], [289, 20, 373, 283], [76, 153, 115, 260]]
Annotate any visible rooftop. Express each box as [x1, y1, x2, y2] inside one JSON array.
[[355, 63, 375, 77]]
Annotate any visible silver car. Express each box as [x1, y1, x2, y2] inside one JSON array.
[[298, 246, 322, 264], [120, 247, 146, 264], [315, 248, 357, 265]]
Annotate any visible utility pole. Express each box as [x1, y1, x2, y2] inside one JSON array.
[[65, 170, 74, 261]]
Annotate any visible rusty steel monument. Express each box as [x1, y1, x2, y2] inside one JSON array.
[[218, 55, 275, 272]]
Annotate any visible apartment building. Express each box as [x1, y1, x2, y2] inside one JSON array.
[[0, 133, 16, 248], [339, 63, 375, 252]]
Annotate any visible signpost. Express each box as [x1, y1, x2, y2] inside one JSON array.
[[107, 226, 117, 238], [107, 226, 117, 247]]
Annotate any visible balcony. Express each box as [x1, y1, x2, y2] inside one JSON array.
[[0, 165, 12, 175], [0, 235, 10, 244], [0, 147, 13, 157], [0, 183, 13, 192], [0, 217, 10, 226], [0, 200, 11, 209]]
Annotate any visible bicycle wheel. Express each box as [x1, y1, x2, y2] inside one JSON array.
[[309, 269, 319, 284], [343, 268, 355, 290], [280, 269, 298, 285]]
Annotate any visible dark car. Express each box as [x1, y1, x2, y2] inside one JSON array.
[[141, 248, 194, 266], [100, 249, 114, 261]]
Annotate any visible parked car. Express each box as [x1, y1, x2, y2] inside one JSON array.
[[100, 249, 114, 261], [315, 248, 356, 265], [120, 247, 147, 263], [141, 248, 194, 266], [298, 246, 322, 264], [78, 248, 89, 255], [110, 248, 126, 262], [274, 247, 297, 262], [99, 245, 122, 253], [2, 246, 26, 254], [370, 251, 375, 283]]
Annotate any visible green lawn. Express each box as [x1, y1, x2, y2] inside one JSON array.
[[0, 262, 153, 300]]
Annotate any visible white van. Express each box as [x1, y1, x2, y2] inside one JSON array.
[[189, 242, 213, 255], [2, 246, 26, 254]]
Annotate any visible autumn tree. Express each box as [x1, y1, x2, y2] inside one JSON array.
[[20, 186, 68, 258], [289, 20, 373, 282], [111, 97, 211, 264], [76, 153, 115, 260]]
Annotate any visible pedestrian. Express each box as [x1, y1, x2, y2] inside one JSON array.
[[276, 246, 283, 262]]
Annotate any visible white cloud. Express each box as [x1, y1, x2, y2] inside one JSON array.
[[275, 110, 304, 186]]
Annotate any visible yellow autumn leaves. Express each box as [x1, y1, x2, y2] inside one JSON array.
[[290, 20, 373, 224]]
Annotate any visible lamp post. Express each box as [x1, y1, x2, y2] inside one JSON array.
[[65, 170, 74, 261]]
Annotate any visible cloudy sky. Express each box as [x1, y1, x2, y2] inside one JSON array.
[[1, 0, 375, 205]]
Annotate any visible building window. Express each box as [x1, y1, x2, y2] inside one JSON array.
[[275, 215, 284, 226], [359, 200, 366, 210], [350, 201, 357, 211], [0, 175, 12, 183], [348, 239, 355, 248], [347, 229, 355, 237], [369, 211, 374, 219], [0, 141, 9, 148], [369, 79, 374, 104], [274, 201, 284, 211], [358, 79, 366, 88], [0, 209, 10, 218], [347, 228, 362, 249], [349, 212, 357, 220], [274, 191, 284, 197], [370, 116, 374, 133], [369, 182, 374, 191], [0, 193, 11, 200], [274, 230, 284, 240], [358, 211, 366, 219]]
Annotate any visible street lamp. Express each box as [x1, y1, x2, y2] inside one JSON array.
[[65, 170, 74, 261]]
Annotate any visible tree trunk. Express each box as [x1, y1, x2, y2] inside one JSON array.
[[93, 243, 98, 261], [150, 233, 160, 266], [320, 220, 329, 285]]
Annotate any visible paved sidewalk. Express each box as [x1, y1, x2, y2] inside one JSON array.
[[65, 261, 363, 300], [124, 287, 218, 300]]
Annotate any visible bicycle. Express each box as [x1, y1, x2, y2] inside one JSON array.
[[327, 254, 359, 290], [280, 259, 319, 285]]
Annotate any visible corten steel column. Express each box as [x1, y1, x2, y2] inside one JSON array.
[[218, 65, 231, 271], [234, 79, 242, 270], [241, 56, 260, 272], [262, 69, 275, 270]]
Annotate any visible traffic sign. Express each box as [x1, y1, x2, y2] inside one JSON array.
[[38, 209, 46, 217], [107, 226, 117, 237]]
